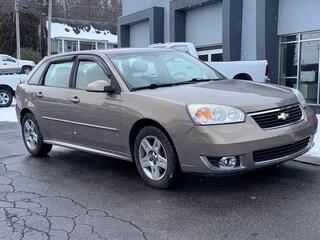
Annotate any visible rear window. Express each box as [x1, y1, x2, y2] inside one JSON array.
[[44, 62, 73, 88]]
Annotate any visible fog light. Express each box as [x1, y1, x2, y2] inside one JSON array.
[[218, 156, 237, 168]]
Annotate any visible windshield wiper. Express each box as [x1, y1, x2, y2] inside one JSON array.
[[174, 78, 214, 86], [131, 78, 215, 91], [131, 83, 174, 91]]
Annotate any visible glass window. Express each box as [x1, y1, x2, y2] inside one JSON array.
[[301, 32, 320, 40], [280, 43, 298, 78], [58, 41, 63, 53], [298, 40, 320, 104], [75, 61, 111, 90], [44, 62, 73, 88], [80, 42, 96, 51], [64, 40, 78, 52], [2, 56, 16, 62], [211, 53, 223, 62], [199, 55, 208, 61], [97, 42, 106, 49], [28, 62, 48, 85], [281, 35, 298, 43], [108, 51, 224, 89]]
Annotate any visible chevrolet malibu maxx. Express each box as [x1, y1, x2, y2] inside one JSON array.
[[15, 49, 318, 189]]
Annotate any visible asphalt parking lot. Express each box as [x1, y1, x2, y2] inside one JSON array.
[[1, 121, 320, 240]]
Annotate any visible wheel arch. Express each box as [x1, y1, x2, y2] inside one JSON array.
[[19, 108, 33, 124], [0, 85, 15, 95], [129, 118, 180, 164], [233, 73, 252, 80]]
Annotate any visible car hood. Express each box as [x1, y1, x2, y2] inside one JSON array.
[[133, 80, 298, 113]]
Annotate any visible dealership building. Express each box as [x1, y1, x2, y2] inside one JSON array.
[[118, 0, 320, 107]]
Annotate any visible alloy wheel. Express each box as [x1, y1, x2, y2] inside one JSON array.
[[0, 92, 9, 106], [24, 119, 38, 150], [138, 136, 168, 181]]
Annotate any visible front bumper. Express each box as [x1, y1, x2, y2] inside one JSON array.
[[172, 106, 318, 174]]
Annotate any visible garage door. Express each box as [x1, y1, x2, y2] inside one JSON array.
[[130, 21, 150, 47], [185, 2, 222, 47]]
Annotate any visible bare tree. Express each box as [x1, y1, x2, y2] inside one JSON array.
[[55, 0, 80, 17]]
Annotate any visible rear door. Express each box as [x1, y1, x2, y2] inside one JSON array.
[[34, 56, 75, 142], [66, 55, 123, 153]]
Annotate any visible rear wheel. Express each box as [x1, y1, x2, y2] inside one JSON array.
[[0, 88, 13, 107], [22, 113, 52, 156], [134, 126, 179, 189]]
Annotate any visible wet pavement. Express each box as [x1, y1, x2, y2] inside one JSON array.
[[1, 122, 320, 240]]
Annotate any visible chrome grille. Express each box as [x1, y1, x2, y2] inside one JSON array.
[[250, 105, 303, 129]]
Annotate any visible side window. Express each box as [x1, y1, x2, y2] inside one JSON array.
[[44, 61, 73, 88], [75, 60, 111, 90], [28, 62, 48, 85], [3, 56, 16, 63]]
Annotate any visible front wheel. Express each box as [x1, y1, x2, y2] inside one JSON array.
[[134, 126, 180, 189], [22, 113, 52, 156]]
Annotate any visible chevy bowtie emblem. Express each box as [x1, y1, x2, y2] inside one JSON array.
[[278, 112, 290, 120]]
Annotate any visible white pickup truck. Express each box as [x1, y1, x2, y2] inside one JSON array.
[[0, 74, 27, 107], [0, 54, 35, 75], [149, 42, 269, 82]]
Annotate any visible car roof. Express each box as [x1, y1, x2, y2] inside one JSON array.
[[44, 48, 175, 61]]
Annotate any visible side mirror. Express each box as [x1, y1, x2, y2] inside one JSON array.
[[104, 85, 116, 94], [86, 80, 109, 92]]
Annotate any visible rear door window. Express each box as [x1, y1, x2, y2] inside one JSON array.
[[44, 61, 73, 88]]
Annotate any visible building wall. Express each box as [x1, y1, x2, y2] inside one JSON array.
[[185, 2, 222, 47], [241, 0, 257, 60], [278, 0, 320, 35], [129, 21, 150, 47], [122, 0, 170, 43]]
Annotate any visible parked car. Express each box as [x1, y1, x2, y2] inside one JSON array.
[[0, 54, 35, 75], [15, 49, 317, 189], [0, 74, 27, 107], [149, 42, 269, 82]]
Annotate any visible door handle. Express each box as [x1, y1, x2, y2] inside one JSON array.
[[3, 63, 7, 65], [35, 91, 44, 98], [70, 96, 80, 104]]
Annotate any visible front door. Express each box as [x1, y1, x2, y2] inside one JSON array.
[[66, 56, 123, 154]]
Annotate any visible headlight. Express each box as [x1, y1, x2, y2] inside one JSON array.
[[187, 104, 245, 125], [291, 88, 307, 108]]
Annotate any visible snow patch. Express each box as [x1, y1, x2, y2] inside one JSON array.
[[0, 101, 17, 122], [50, 22, 117, 44], [305, 114, 320, 158]]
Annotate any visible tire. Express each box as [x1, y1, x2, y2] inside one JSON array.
[[133, 126, 179, 189], [22, 113, 52, 156], [0, 88, 13, 108], [21, 66, 32, 74]]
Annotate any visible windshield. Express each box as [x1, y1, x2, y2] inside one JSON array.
[[107, 51, 225, 90]]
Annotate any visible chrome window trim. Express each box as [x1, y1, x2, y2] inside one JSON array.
[[42, 116, 119, 132]]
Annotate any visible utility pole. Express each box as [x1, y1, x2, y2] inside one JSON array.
[[47, 0, 52, 56], [14, 0, 21, 59]]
